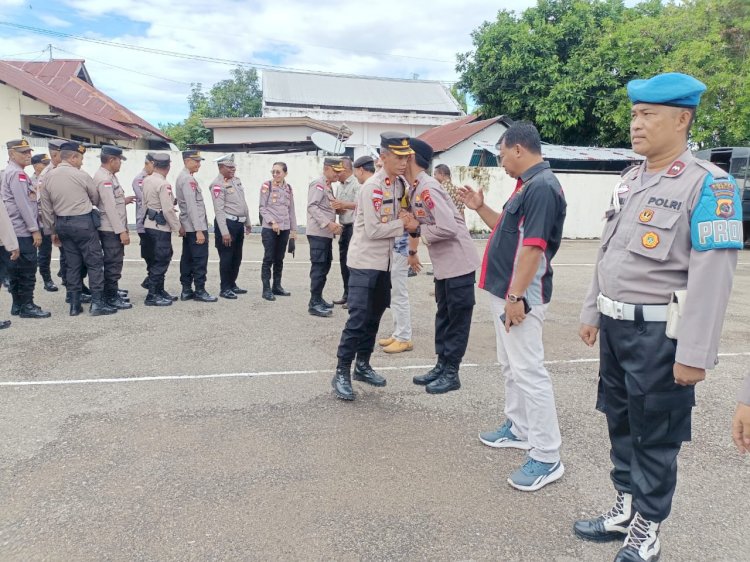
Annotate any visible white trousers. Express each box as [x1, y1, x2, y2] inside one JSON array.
[[390, 251, 412, 341], [489, 294, 562, 463]]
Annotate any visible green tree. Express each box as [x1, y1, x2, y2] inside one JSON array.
[[159, 66, 263, 149], [457, 0, 750, 148]]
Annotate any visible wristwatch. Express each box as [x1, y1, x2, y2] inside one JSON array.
[[408, 250, 418, 256], [507, 293, 521, 303]]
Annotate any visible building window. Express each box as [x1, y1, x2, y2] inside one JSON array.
[[469, 149, 498, 167], [71, 134, 91, 144], [29, 124, 58, 137]]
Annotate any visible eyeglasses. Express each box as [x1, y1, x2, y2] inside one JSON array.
[[271, 170, 284, 175]]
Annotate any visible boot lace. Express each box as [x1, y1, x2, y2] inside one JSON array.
[[601, 492, 626, 520], [624, 513, 653, 549]]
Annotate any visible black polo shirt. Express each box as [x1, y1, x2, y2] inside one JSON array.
[[478, 161, 566, 305]]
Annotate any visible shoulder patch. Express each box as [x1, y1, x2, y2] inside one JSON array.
[[18, 172, 27, 182], [103, 182, 113, 188], [422, 188, 434, 209], [691, 173, 743, 251], [212, 185, 222, 198]]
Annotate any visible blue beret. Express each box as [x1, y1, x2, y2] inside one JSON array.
[[627, 72, 707, 108]]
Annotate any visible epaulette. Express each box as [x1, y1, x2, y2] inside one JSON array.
[[694, 158, 730, 180]]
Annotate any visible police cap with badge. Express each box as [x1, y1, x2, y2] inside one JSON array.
[[353, 155, 374, 169], [215, 154, 236, 168], [60, 141, 87, 154], [182, 149, 204, 161], [324, 157, 345, 172], [6, 139, 33, 153], [31, 154, 50, 165], [151, 153, 171, 168], [101, 145, 127, 160], [48, 139, 65, 151], [380, 131, 414, 156]]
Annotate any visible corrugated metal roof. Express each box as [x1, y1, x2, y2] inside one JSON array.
[[262, 70, 464, 115], [419, 115, 512, 152], [7, 59, 169, 141], [473, 140, 641, 161]]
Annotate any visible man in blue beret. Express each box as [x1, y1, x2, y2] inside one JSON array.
[[576, 73, 743, 561]]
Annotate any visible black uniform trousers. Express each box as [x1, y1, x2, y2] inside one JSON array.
[[145, 228, 173, 288], [433, 272, 476, 365], [336, 268, 391, 363], [99, 231, 125, 295], [139, 232, 154, 279], [55, 215, 104, 293], [338, 223, 354, 296], [58, 247, 87, 285], [597, 314, 694, 523], [37, 233, 53, 280], [260, 227, 289, 286], [308, 235, 333, 300], [215, 219, 246, 292], [180, 230, 209, 290], [2, 236, 37, 306]]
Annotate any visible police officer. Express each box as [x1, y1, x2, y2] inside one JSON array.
[[332, 133, 419, 400], [40, 141, 116, 316], [94, 145, 132, 310], [210, 154, 251, 299], [142, 153, 181, 307], [176, 150, 216, 303], [306, 157, 343, 317], [259, 161, 297, 301], [0, 139, 51, 319], [331, 157, 359, 306], [405, 139, 480, 393], [132, 152, 155, 290], [30, 152, 57, 292], [575, 73, 743, 562], [0, 196, 19, 328], [38, 139, 71, 291]]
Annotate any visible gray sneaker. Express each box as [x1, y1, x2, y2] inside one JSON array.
[[479, 420, 531, 450]]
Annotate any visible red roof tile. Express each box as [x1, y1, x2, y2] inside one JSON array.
[[3, 59, 168, 141], [419, 114, 512, 153]]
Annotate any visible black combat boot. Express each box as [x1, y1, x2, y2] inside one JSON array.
[[194, 287, 218, 303], [331, 362, 355, 401], [19, 301, 51, 319], [106, 289, 133, 310], [574, 491, 634, 543], [231, 285, 248, 295], [272, 279, 290, 296], [69, 292, 83, 316], [319, 297, 334, 309], [10, 291, 20, 316], [117, 288, 129, 299], [426, 361, 461, 394], [160, 288, 178, 302], [180, 285, 195, 301], [90, 292, 117, 316], [353, 356, 387, 387], [262, 279, 275, 301], [145, 283, 173, 307], [42, 275, 58, 292], [308, 296, 332, 317], [413, 357, 445, 385], [141, 276, 151, 290]]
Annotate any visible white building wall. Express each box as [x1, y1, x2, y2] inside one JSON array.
[[53, 150, 613, 239], [213, 125, 320, 144], [0, 83, 51, 142]]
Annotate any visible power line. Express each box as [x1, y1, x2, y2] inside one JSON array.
[[52, 45, 194, 86], [0, 21, 459, 84], [21, 2, 455, 64]]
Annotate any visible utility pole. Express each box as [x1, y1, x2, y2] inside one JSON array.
[[48, 44, 53, 61]]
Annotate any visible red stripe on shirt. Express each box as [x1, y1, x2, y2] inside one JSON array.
[[523, 237, 547, 250], [478, 178, 523, 290]]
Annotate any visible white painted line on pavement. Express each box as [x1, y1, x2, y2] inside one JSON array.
[[2, 353, 748, 388]]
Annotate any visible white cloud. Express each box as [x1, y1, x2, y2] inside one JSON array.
[[3, 0, 545, 125], [38, 14, 72, 28]]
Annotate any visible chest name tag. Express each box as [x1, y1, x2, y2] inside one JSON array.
[[691, 174, 744, 251]]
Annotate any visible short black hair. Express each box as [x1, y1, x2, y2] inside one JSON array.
[[498, 121, 542, 155], [434, 164, 451, 178], [273, 161, 287, 173]]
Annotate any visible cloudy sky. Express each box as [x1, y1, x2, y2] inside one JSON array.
[[0, 0, 627, 127]]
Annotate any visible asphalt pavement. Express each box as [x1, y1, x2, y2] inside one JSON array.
[[0, 238, 748, 561]]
